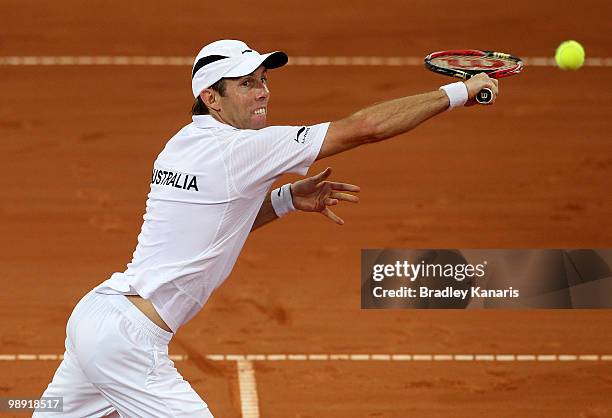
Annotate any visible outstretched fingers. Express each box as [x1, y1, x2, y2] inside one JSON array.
[[321, 207, 344, 225], [327, 182, 361, 192], [330, 191, 359, 203], [312, 167, 333, 183]]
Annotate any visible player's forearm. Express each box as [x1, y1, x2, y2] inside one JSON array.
[[319, 90, 450, 159], [355, 90, 449, 142], [251, 193, 278, 231]]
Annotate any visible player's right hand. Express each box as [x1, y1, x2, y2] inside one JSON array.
[[291, 167, 360, 225], [464, 73, 499, 106]]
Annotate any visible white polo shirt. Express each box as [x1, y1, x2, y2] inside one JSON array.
[[97, 115, 329, 332]]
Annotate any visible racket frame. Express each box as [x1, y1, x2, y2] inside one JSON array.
[[424, 50, 523, 104], [424, 50, 524, 79]]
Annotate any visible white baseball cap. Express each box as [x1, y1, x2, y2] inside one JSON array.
[[191, 40, 288, 98]]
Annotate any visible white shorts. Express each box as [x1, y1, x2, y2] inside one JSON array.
[[34, 290, 213, 417]]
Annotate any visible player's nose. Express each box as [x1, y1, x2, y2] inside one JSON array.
[[256, 83, 269, 100]]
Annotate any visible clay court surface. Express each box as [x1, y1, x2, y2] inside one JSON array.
[[1, 1, 611, 417]]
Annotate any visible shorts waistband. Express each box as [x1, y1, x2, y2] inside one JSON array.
[[96, 292, 173, 345]]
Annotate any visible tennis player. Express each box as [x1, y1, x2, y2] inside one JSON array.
[[35, 39, 498, 417]]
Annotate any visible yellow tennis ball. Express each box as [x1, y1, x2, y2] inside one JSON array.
[[555, 40, 585, 70]]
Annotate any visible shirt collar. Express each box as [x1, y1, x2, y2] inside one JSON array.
[[192, 115, 237, 130]]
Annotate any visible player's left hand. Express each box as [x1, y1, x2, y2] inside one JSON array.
[[464, 73, 499, 106], [291, 167, 360, 225]]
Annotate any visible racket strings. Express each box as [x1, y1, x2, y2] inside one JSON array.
[[430, 56, 519, 72]]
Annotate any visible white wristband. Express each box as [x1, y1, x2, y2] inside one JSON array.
[[439, 81, 469, 110], [271, 183, 295, 217]]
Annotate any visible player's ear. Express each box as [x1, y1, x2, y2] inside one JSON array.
[[201, 89, 221, 112]]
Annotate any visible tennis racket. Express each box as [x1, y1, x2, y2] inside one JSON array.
[[424, 50, 523, 104]]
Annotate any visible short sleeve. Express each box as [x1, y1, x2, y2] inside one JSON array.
[[228, 122, 329, 196]]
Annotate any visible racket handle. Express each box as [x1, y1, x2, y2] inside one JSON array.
[[476, 88, 493, 104]]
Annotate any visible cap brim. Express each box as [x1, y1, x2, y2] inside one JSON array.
[[262, 51, 288, 69], [225, 51, 288, 78]]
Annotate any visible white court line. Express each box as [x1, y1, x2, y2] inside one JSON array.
[[237, 360, 260, 418], [266, 354, 287, 361], [4, 352, 606, 418], [308, 354, 329, 360], [37, 354, 59, 360], [2, 353, 609, 362], [0, 56, 610, 67]]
